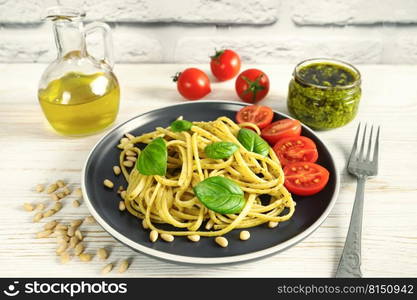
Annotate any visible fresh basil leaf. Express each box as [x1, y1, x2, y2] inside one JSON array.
[[193, 176, 245, 214], [136, 137, 167, 176], [170, 119, 193, 132], [237, 128, 270, 157], [204, 142, 239, 159]]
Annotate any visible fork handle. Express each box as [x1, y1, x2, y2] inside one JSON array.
[[335, 176, 366, 278]]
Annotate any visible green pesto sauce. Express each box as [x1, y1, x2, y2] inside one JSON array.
[[288, 62, 361, 130]]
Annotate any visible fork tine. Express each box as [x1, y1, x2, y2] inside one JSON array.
[[349, 123, 361, 162], [373, 126, 380, 164], [365, 125, 374, 161], [358, 123, 367, 161]]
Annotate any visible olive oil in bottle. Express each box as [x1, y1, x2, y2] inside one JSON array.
[[38, 72, 120, 135]]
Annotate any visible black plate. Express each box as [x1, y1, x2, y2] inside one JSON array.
[[82, 101, 339, 264]]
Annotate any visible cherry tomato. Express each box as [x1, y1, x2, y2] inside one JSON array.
[[210, 49, 241, 81], [174, 68, 211, 100], [261, 119, 302, 145], [273, 136, 318, 166], [235, 69, 269, 103], [283, 162, 329, 196], [236, 105, 274, 129]]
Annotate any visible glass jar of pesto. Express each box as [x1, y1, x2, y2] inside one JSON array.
[[287, 58, 361, 130]]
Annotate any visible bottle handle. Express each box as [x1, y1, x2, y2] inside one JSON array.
[[84, 22, 115, 68]]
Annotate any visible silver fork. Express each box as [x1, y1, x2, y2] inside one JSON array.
[[335, 123, 380, 277]]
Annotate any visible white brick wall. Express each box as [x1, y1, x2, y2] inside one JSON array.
[[0, 0, 416, 64]]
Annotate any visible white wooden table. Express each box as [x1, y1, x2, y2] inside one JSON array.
[[1, 64, 416, 277]]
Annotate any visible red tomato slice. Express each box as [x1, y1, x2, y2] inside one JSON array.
[[236, 105, 274, 129], [284, 162, 329, 196], [273, 136, 318, 166], [261, 119, 302, 145]]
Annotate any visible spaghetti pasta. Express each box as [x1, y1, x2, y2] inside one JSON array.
[[119, 116, 295, 238]]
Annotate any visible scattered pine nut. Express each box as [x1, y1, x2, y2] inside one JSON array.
[[55, 224, 68, 231], [44, 220, 58, 230], [160, 233, 174, 242], [101, 263, 113, 274], [103, 179, 114, 189], [149, 230, 158, 242], [56, 242, 68, 254], [53, 229, 68, 237], [46, 183, 58, 194], [56, 191, 65, 199], [43, 209, 56, 218], [71, 219, 83, 228], [67, 227, 76, 237], [122, 160, 134, 167], [75, 229, 83, 241], [84, 216, 95, 224], [36, 229, 53, 238], [118, 201, 126, 211], [205, 220, 214, 230], [35, 184, 45, 193], [118, 259, 129, 273], [60, 252, 71, 264], [187, 235, 200, 242], [215, 236, 228, 248], [50, 193, 59, 201], [268, 221, 279, 228], [120, 191, 126, 200], [113, 166, 121, 176], [69, 236, 80, 248], [97, 248, 108, 260], [125, 150, 136, 156], [72, 199, 80, 208], [126, 156, 136, 162], [79, 253, 92, 262], [239, 230, 250, 241], [23, 203, 34, 212], [56, 180, 65, 188], [142, 219, 149, 230], [63, 186, 71, 196], [56, 235, 69, 243], [35, 203, 45, 211], [125, 133, 135, 140], [33, 212, 43, 222], [53, 202, 63, 212], [74, 187, 82, 197], [74, 243, 84, 256]]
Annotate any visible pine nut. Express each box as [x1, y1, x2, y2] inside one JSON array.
[[113, 166, 121, 175], [205, 219, 214, 230], [36, 229, 53, 238], [46, 183, 58, 194], [56, 192, 65, 199], [53, 202, 62, 212], [149, 230, 158, 242], [33, 212, 43, 222], [117, 185, 124, 194], [125, 150, 136, 156], [122, 160, 134, 167], [63, 186, 71, 196], [97, 248, 108, 260], [43, 209, 56, 218], [72, 199, 80, 208], [101, 263, 113, 274], [35, 184, 45, 193], [103, 179, 114, 188], [142, 219, 149, 229], [71, 219, 83, 228], [74, 187, 82, 197], [50, 193, 59, 201], [118, 201, 126, 211], [67, 227, 76, 237], [160, 233, 174, 242], [215, 236, 228, 248], [23, 203, 34, 212], [187, 235, 200, 242], [125, 133, 135, 140], [53, 229, 68, 237], [126, 156, 136, 162], [60, 252, 71, 264], [118, 259, 129, 273], [69, 236, 80, 248], [268, 221, 279, 228], [56, 242, 68, 254], [79, 253, 92, 262], [55, 224, 68, 231], [74, 243, 84, 256], [35, 203, 45, 211], [75, 229, 83, 241], [56, 235, 69, 243], [120, 191, 126, 200], [56, 180, 65, 188], [239, 230, 250, 241], [84, 216, 95, 224], [44, 220, 58, 230]]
